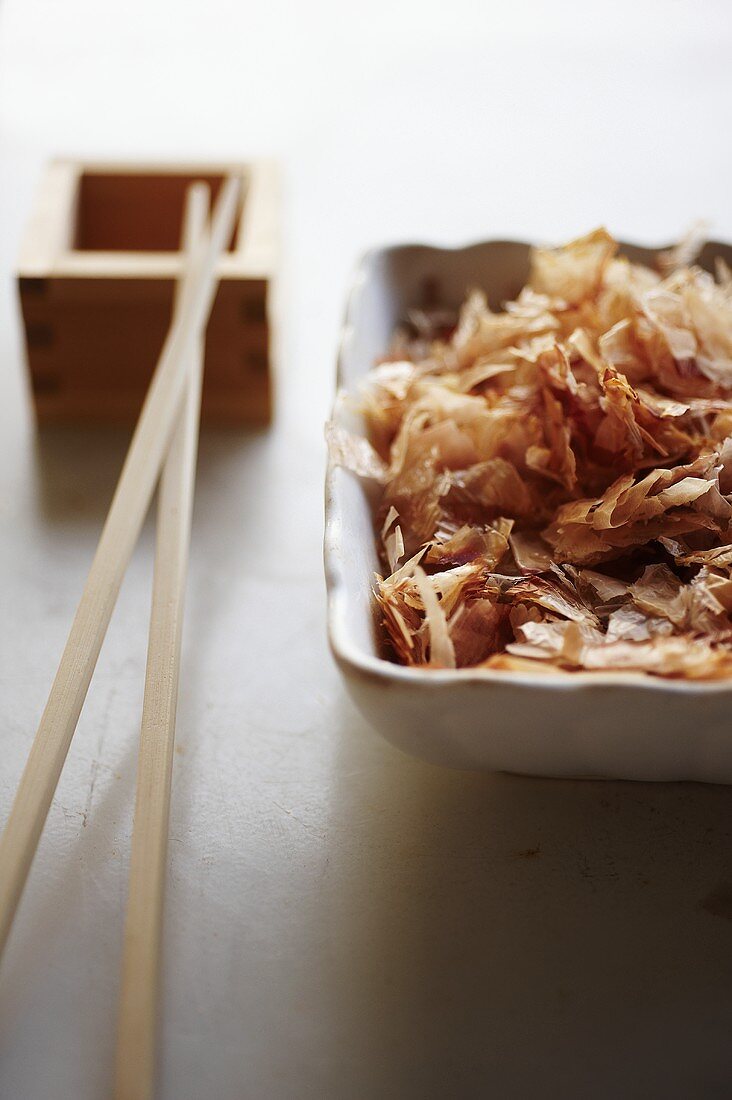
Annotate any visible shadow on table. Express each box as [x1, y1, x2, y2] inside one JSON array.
[[0, 720, 139, 1020], [0, 422, 279, 1094], [29, 423, 271, 529], [9, 420, 271, 970], [321, 704, 732, 1100]]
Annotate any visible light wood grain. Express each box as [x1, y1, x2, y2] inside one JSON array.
[[113, 183, 209, 1100], [16, 159, 80, 275], [0, 176, 240, 961], [17, 159, 275, 426]]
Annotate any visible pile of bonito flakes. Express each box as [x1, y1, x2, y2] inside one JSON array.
[[328, 229, 732, 679]]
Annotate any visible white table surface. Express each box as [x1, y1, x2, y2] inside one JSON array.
[[2, 2, 732, 1097]]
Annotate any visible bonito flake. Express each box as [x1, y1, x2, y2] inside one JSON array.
[[328, 229, 732, 679]]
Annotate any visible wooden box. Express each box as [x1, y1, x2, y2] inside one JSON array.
[[16, 159, 277, 425]]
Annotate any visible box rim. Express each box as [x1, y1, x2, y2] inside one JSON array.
[[16, 158, 278, 279]]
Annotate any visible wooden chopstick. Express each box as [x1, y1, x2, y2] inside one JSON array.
[[113, 183, 209, 1100], [0, 175, 240, 960]]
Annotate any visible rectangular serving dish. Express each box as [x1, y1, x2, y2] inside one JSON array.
[[324, 238, 732, 782]]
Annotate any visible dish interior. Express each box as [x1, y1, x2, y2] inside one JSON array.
[[328, 238, 732, 687]]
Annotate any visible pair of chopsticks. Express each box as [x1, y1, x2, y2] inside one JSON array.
[[0, 177, 240, 1100]]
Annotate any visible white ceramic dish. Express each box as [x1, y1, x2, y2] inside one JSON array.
[[324, 238, 732, 782]]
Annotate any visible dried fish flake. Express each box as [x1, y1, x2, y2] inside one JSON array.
[[331, 227, 732, 679]]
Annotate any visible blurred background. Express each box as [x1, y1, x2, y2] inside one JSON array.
[[3, 0, 732, 431], [2, 2, 732, 1098]]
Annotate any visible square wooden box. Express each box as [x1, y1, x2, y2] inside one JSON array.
[[16, 159, 277, 425]]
